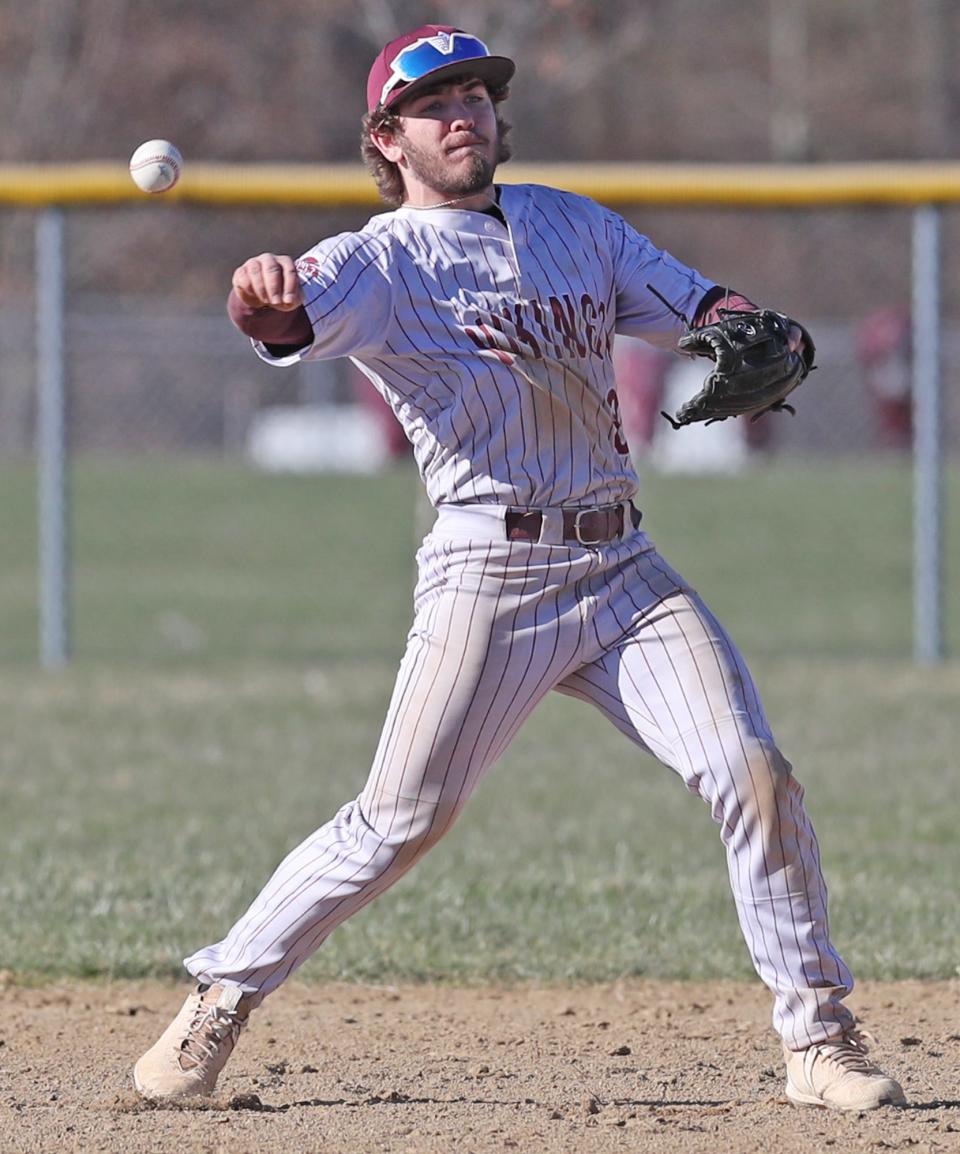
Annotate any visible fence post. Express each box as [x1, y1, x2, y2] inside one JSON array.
[[36, 208, 70, 668], [911, 204, 944, 663]]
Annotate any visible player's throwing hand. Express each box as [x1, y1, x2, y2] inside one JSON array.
[[231, 253, 302, 311]]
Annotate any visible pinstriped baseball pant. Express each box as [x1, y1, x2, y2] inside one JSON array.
[[185, 504, 855, 1049]]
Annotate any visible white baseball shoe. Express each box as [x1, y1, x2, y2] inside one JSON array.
[[783, 1031, 906, 1111], [133, 983, 253, 1100]]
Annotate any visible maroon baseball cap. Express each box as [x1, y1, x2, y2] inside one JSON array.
[[366, 25, 515, 114]]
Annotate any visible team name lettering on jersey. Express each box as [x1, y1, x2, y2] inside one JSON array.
[[462, 293, 612, 364]]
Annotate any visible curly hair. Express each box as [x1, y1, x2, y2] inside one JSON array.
[[360, 80, 512, 207]]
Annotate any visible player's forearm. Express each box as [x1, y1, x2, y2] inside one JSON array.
[[227, 290, 313, 348]]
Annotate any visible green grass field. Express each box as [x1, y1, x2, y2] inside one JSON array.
[[1, 457, 958, 984]]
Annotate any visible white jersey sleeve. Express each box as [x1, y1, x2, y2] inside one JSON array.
[[603, 208, 716, 350], [252, 225, 396, 365]]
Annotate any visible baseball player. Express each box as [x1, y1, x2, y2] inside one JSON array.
[[134, 25, 904, 1112]]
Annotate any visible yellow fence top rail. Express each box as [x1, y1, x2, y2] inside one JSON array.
[[3, 161, 960, 208]]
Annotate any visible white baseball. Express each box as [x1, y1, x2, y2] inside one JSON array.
[[129, 139, 183, 194]]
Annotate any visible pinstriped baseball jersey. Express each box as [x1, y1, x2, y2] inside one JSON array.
[[254, 183, 714, 506]]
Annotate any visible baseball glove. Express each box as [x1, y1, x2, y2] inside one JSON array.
[[662, 309, 816, 428]]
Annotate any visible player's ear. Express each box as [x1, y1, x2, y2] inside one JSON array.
[[370, 126, 405, 165]]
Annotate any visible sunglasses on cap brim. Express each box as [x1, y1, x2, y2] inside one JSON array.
[[380, 33, 493, 108]]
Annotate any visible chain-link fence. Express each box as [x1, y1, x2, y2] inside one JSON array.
[[2, 173, 958, 667], [2, 199, 958, 463]]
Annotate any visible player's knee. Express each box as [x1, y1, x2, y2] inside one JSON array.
[[732, 737, 798, 823], [359, 790, 463, 858], [750, 737, 792, 781], [691, 734, 795, 822]]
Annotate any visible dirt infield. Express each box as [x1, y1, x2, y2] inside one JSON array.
[[2, 977, 958, 1154]]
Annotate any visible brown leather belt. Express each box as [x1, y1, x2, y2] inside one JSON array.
[[505, 503, 641, 546]]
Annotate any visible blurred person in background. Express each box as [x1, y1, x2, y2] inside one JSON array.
[[856, 306, 912, 450]]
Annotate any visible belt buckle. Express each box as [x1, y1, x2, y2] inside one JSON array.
[[507, 510, 542, 542], [573, 507, 608, 546]]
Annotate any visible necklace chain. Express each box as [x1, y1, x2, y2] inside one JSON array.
[[406, 191, 496, 211]]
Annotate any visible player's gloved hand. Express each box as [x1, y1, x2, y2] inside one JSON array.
[[663, 309, 816, 428], [232, 253, 303, 311]]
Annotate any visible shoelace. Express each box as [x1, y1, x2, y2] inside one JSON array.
[[813, 1030, 882, 1076], [179, 1002, 243, 1068]]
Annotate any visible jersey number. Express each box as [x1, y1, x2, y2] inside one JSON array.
[[607, 388, 630, 456]]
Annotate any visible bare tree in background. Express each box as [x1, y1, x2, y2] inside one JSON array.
[[0, 0, 956, 308], [768, 0, 810, 160], [914, 0, 950, 159]]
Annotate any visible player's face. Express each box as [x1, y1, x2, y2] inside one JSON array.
[[391, 79, 501, 201]]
